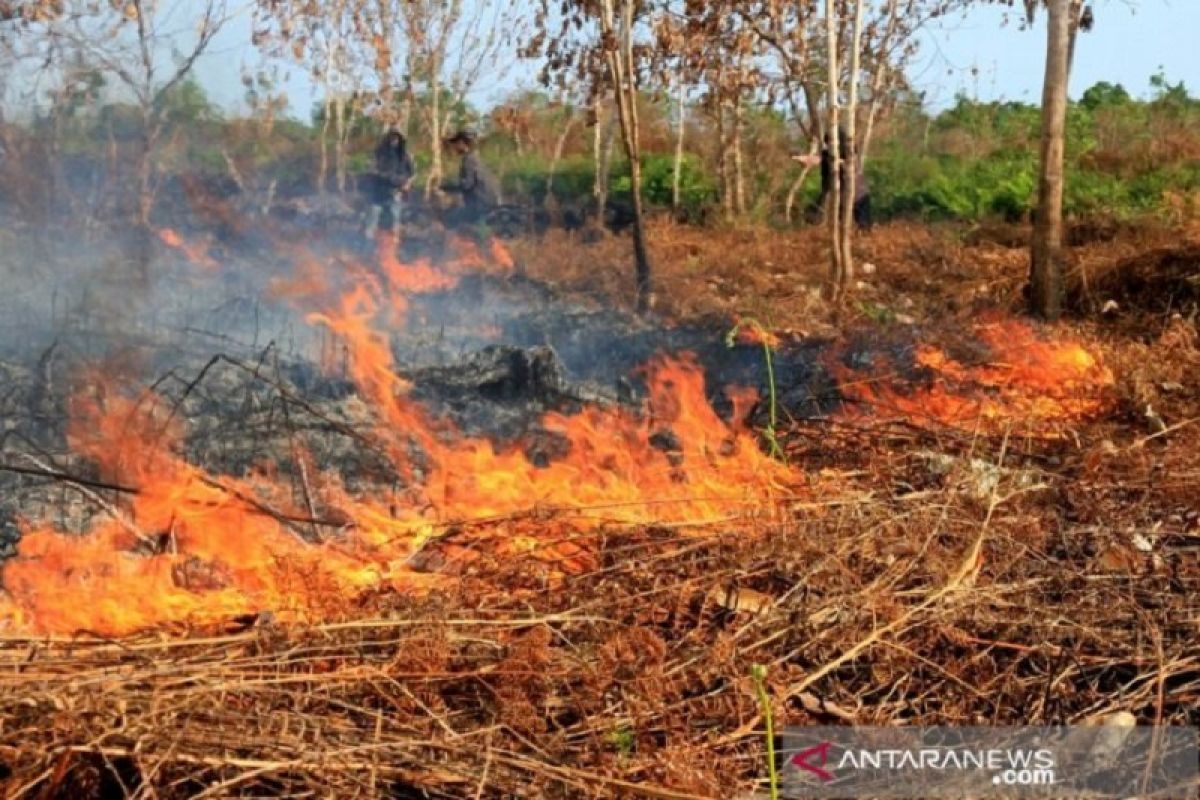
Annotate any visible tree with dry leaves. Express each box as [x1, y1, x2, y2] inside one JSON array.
[[255, 0, 374, 194], [3, 0, 233, 271], [532, 0, 662, 313], [255, 0, 520, 199], [728, 0, 967, 295]]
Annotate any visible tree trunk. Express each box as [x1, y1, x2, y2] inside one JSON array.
[[732, 92, 747, 217], [426, 68, 444, 198], [837, 0, 865, 294], [602, 0, 652, 313], [592, 95, 605, 216], [785, 142, 818, 224], [546, 114, 578, 203], [1030, 0, 1071, 321], [672, 80, 686, 214], [333, 94, 347, 193], [824, 0, 843, 297]]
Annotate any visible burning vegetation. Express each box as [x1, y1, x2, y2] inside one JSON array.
[[0, 0, 1197, 792], [3, 206, 1195, 799], [0, 228, 1116, 638]]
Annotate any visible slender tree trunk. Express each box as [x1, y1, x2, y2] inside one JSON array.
[[318, 94, 332, 194], [333, 94, 347, 193], [838, 0, 865, 293], [602, 0, 652, 312], [733, 92, 747, 216], [547, 114, 578, 202], [786, 142, 818, 224], [672, 80, 686, 215], [824, 0, 843, 297], [1030, 0, 1071, 320], [592, 95, 605, 216], [426, 62, 444, 198], [599, 117, 615, 219]]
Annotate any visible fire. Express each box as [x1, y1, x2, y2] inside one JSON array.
[[157, 227, 220, 271], [445, 235, 516, 278], [0, 234, 790, 636], [374, 232, 457, 300], [0, 383, 418, 635], [829, 317, 1115, 432], [732, 318, 782, 349]]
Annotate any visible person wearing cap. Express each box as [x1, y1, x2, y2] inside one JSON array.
[[363, 127, 415, 242], [442, 129, 501, 229]]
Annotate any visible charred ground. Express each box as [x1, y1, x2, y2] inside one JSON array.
[[0, 211, 1196, 799]]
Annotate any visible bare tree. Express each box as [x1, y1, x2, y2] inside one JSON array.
[[255, 0, 371, 194], [674, 5, 762, 221], [736, 0, 961, 292], [833, 0, 865, 297], [398, 0, 522, 197], [534, 0, 660, 312], [6, 0, 232, 278], [26, 0, 231, 228]]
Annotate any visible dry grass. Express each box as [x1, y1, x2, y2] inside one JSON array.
[[2, 421, 1197, 797], [2, 219, 1199, 798]]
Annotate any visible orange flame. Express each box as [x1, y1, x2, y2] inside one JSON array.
[[829, 318, 1115, 433], [158, 228, 220, 271], [0, 235, 789, 636]]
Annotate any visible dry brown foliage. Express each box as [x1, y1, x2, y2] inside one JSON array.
[[2, 219, 1198, 798]]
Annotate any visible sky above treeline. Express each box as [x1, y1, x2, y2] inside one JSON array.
[[194, 0, 1197, 121]]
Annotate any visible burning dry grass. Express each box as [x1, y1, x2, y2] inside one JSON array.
[[1, 453, 1196, 798], [1, 221, 1197, 797]]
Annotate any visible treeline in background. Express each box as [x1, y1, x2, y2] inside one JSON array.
[[1, 71, 1197, 231]]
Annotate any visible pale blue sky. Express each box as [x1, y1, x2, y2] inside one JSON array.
[[194, 0, 1198, 120], [915, 1, 1198, 107]]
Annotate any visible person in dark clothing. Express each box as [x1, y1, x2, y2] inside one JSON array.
[[364, 127, 415, 241], [815, 128, 872, 229], [441, 130, 500, 229]]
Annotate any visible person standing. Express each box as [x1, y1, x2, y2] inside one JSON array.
[[441, 130, 500, 230], [364, 127, 415, 242]]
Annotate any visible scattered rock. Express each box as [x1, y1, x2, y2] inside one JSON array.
[[1144, 404, 1168, 434]]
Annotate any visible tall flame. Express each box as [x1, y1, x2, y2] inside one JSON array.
[[0, 236, 788, 636]]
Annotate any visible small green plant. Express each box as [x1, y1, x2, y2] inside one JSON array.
[[857, 302, 897, 325], [726, 318, 785, 461], [606, 726, 636, 758], [752, 663, 780, 800]]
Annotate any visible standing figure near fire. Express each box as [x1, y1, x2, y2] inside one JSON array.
[[363, 127, 415, 243], [441, 130, 500, 231], [813, 128, 872, 229]]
